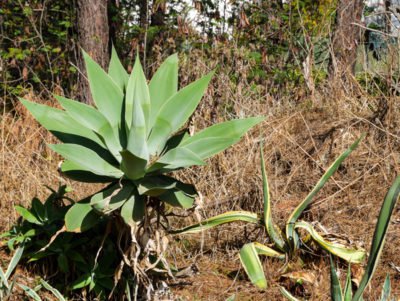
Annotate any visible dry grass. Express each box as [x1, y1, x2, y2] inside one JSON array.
[[1, 46, 400, 300]]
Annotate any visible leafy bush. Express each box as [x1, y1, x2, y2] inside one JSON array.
[[2, 186, 118, 298]]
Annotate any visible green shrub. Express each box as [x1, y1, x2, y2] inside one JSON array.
[[19, 48, 263, 297]]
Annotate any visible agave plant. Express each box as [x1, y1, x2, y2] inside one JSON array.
[[19, 49, 263, 294], [172, 137, 366, 289]]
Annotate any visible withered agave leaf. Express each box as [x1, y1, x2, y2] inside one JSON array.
[[295, 221, 365, 264]]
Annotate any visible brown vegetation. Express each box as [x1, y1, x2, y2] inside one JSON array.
[[1, 46, 400, 300]]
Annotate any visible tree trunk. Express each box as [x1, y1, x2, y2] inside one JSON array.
[[77, 0, 110, 104], [385, 0, 391, 34], [329, 0, 364, 78]]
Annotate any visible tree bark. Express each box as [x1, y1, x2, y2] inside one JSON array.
[[329, 0, 364, 78], [77, 0, 110, 104]]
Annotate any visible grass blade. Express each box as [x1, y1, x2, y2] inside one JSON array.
[[239, 243, 267, 289], [352, 176, 400, 301], [170, 211, 260, 234], [330, 255, 344, 301], [286, 135, 364, 248]]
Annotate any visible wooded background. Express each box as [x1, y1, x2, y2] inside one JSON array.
[[1, 0, 396, 106]]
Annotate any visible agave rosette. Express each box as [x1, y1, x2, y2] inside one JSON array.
[[20, 48, 264, 232], [174, 137, 368, 289]]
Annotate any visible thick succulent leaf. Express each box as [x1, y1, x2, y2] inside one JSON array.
[[180, 117, 264, 160], [330, 256, 344, 301], [286, 135, 364, 248], [280, 287, 301, 301], [55, 95, 122, 161], [125, 54, 151, 130], [20, 99, 106, 148], [295, 221, 365, 263], [121, 191, 145, 226], [148, 53, 178, 130], [60, 160, 116, 183], [108, 46, 129, 91], [253, 242, 285, 259], [171, 211, 260, 234], [49, 144, 123, 178], [352, 176, 400, 301], [65, 201, 99, 232], [380, 274, 391, 301], [162, 130, 190, 153], [147, 71, 214, 155], [55, 95, 110, 133], [124, 57, 150, 171], [239, 243, 267, 289], [260, 144, 288, 252], [120, 150, 147, 180], [136, 175, 179, 196], [158, 188, 195, 209], [155, 147, 206, 169], [82, 50, 124, 127], [90, 183, 133, 214]]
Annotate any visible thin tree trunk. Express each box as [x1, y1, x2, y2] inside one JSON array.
[[385, 0, 391, 34], [329, 0, 364, 78], [77, 0, 110, 104]]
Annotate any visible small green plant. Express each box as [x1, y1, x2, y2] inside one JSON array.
[[173, 137, 366, 289], [0, 245, 24, 299], [19, 279, 67, 301], [327, 175, 400, 301], [2, 186, 118, 298], [20, 48, 263, 296]]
